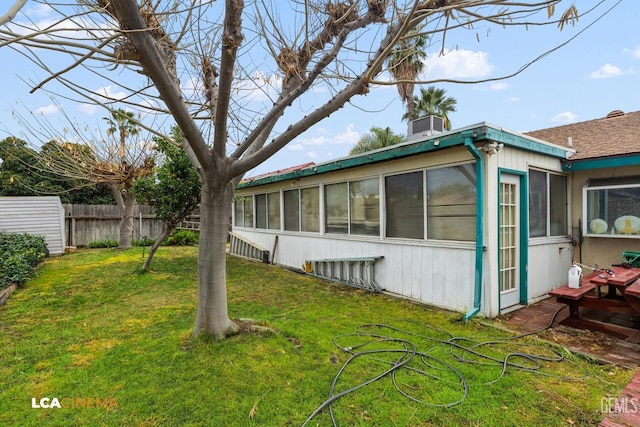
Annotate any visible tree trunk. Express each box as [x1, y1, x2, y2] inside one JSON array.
[[118, 190, 136, 249], [142, 223, 173, 271], [108, 183, 134, 250], [193, 180, 237, 339]]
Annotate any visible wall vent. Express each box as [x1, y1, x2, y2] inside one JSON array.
[[605, 110, 625, 119]]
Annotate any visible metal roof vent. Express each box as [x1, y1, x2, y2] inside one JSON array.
[[407, 115, 444, 141], [605, 110, 625, 119]]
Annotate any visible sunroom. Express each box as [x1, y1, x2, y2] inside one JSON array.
[[232, 123, 574, 319]]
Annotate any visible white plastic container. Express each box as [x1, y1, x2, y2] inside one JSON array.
[[568, 264, 582, 289]]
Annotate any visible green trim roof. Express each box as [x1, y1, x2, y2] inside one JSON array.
[[562, 154, 640, 172], [238, 123, 572, 189]]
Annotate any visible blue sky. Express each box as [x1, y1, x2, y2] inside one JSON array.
[[0, 0, 637, 178]]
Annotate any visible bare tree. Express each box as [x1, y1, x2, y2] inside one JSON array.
[[23, 111, 155, 249], [0, 0, 588, 338], [102, 109, 150, 249]]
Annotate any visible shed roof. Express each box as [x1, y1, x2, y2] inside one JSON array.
[[238, 122, 571, 189]]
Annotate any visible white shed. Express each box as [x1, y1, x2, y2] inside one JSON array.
[[0, 196, 66, 255]]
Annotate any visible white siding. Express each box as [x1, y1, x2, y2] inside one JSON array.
[[528, 241, 574, 298], [0, 196, 66, 255], [496, 147, 574, 308], [234, 229, 476, 313], [236, 140, 573, 318]]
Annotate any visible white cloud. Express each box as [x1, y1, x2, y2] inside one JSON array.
[[589, 63, 623, 79], [27, 3, 54, 18], [78, 85, 128, 116], [332, 124, 359, 145], [507, 96, 520, 102], [78, 103, 98, 115], [306, 151, 317, 159], [291, 124, 360, 148], [299, 136, 328, 146], [551, 111, 578, 123], [182, 77, 199, 98], [288, 143, 304, 151], [12, 11, 112, 41], [34, 104, 60, 116], [623, 47, 640, 59], [95, 85, 127, 100], [490, 82, 509, 91], [421, 49, 493, 80], [234, 70, 283, 103]]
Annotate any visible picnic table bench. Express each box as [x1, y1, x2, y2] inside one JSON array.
[[549, 267, 640, 342]]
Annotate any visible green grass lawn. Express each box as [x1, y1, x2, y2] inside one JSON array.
[[0, 247, 634, 426]]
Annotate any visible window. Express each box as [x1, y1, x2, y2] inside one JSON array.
[[350, 178, 380, 236], [325, 183, 348, 233], [255, 194, 267, 229], [385, 164, 476, 242], [426, 164, 476, 241], [267, 192, 280, 230], [385, 171, 424, 239], [529, 170, 567, 238], [283, 189, 299, 231], [301, 187, 320, 232], [234, 196, 253, 228], [254, 192, 281, 230], [325, 178, 380, 236], [585, 177, 640, 237], [549, 174, 568, 236], [284, 187, 320, 232]]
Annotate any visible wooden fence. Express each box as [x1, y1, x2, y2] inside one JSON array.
[[63, 204, 165, 247]]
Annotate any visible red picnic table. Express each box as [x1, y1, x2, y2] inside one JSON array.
[[549, 266, 640, 343]]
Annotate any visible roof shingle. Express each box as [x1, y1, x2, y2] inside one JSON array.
[[525, 110, 640, 161]]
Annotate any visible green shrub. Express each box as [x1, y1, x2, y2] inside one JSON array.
[[0, 232, 47, 290], [133, 238, 156, 247], [164, 230, 199, 246], [86, 240, 119, 249]]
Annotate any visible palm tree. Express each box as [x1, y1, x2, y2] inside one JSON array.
[[349, 127, 406, 155], [102, 109, 146, 249], [105, 109, 139, 163], [403, 86, 457, 131], [387, 27, 427, 122]]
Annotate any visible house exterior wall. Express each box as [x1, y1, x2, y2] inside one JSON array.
[[234, 135, 572, 318], [488, 147, 573, 315], [503, 150, 575, 291], [0, 196, 66, 255], [570, 166, 640, 268], [234, 146, 478, 314], [234, 230, 476, 313]]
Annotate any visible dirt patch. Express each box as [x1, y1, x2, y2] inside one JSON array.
[[498, 300, 640, 368], [538, 325, 640, 368]]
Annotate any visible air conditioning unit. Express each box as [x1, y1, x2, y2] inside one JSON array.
[[407, 115, 444, 140]]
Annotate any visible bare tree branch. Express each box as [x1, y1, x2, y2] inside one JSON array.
[[0, 0, 28, 26]]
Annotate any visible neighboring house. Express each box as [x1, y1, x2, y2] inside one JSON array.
[[232, 110, 640, 319], [0, 196, 66, 255], [526, 109, 640, 269]]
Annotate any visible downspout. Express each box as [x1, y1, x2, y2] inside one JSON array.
[[463, 132, 484, 321]]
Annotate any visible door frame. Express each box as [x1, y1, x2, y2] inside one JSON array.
[[498, 169, 529, 312]]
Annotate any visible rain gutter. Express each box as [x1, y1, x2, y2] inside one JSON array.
[[463, 132, 484, 321]]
